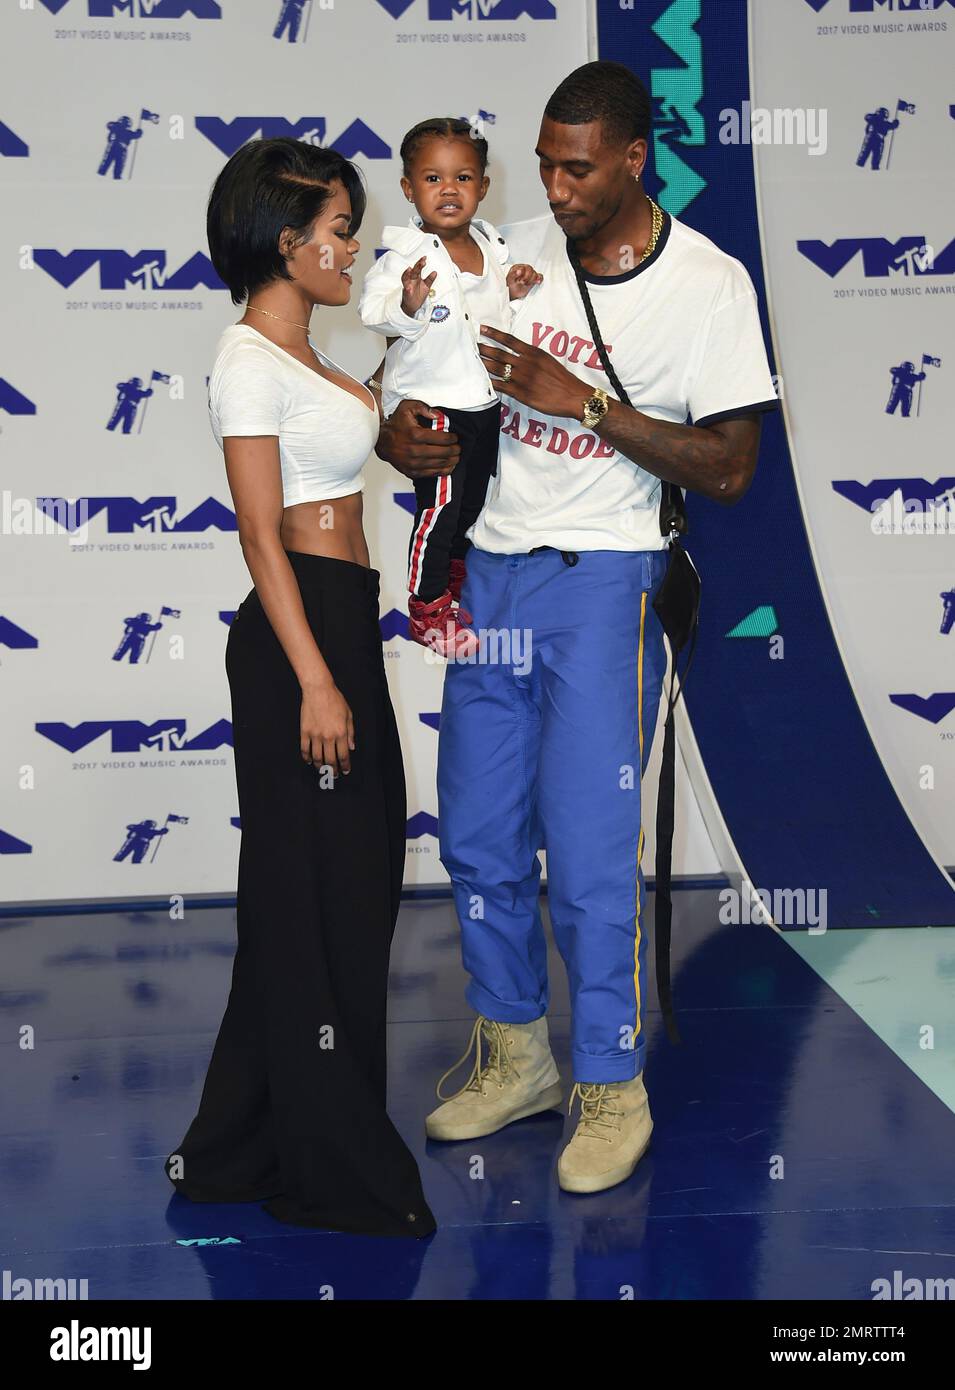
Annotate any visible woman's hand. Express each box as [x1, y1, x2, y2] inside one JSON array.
[[300, 679, 354, 778], [400, 256, 437, 317]]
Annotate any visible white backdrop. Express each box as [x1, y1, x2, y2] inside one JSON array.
[[1, 0, 721, 903], [750, 0, 955, 875]]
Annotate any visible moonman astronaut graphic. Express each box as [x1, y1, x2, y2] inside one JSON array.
[[274, 0, 308, 42], [857, 108, 899, 171], [107, 377, 153, 433], [941, 586, 955, 636], [98, 116, 143, 180], [886, 361, 926, 417], [113, 612, 162, 664], [114, 819, 167, 864]]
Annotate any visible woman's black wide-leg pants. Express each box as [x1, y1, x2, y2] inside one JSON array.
[[164, 550, 435, 1238]]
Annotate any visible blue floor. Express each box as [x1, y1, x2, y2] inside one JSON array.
[[3, 891, 955, 1300]]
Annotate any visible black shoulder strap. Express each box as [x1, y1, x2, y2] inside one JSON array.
[[565, 238, 688, 541]]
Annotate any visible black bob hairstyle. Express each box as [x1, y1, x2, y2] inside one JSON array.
[[207, 137, 367, 306]]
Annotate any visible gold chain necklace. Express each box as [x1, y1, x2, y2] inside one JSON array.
[[246, 303, 311, 332], [638, 199, 664, 265]]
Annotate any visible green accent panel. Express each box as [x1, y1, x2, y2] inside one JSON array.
[[650, 0, 706, 216], [726, 605, 779, 639]]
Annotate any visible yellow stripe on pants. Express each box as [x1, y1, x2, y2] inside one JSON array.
[[632, 591, 647, 1045]]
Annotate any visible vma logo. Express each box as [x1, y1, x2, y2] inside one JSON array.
[[33, 250, 222, 291], [805, 1, 955, 10], [798, 236, 953, 277], [38, 2, 221, 17], [37, 496, 236, 533], [37, 720, 233, 753], [195, 118, 390, 161], [375, 0, 554, 18], [832, 477, 955, 510]]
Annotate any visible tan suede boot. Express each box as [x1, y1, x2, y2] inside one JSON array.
[[557, 1075, 653, 1193], [425, 1015, 563, 1141]]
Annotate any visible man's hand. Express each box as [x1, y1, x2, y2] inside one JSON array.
[[400, 256, 437, 317], [479, 324, 590, 419], [506, 263, 543, 301], [374, 398, 460, 481]]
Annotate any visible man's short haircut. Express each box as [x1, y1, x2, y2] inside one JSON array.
[[544, 60, 652, 148]]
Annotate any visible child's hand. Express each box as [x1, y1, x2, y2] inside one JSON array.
[[506, 263, 543, 301], [400, 256, 438, 317]]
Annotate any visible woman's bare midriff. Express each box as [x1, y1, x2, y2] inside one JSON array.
[[279, 492, 370, 568]]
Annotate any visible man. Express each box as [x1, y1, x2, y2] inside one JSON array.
[[375, 61, 778, 1194]]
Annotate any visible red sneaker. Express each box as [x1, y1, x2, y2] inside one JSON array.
[[408, 588, 479, 659]]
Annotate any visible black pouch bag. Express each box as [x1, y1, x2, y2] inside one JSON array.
[[568, 240, 701, 1044]]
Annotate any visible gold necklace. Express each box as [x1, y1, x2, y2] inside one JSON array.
[[638, 199, 664, 265], [246, 303, 311, 332]]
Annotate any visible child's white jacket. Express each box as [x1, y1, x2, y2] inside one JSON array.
[[358, 214, 517, 417]]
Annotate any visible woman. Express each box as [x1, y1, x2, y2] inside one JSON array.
[[164, 137, 436, 1238]]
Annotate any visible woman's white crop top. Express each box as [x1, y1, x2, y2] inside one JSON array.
[[208, 323, 379, 507]]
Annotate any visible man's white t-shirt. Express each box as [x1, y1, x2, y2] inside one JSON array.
[[465, 210, 779, 554]]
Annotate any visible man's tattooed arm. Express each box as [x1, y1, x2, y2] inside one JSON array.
[[593, 402, 763, 504]]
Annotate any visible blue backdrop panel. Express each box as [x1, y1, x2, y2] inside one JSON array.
[[596, 0, 954, 927]]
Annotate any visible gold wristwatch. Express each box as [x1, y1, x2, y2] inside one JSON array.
[[580, 386, 610, 429]]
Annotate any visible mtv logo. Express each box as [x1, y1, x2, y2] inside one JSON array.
[[807, 0, 955, 10], [36, 718, 233, 753], [195, 118, 389, 162], [33, 249, 223, 292], [798, 236, 953, 279], [376, 0, 554, 17], [832, 477, 955, 511], [36, 495, 236, 534], [40, 1, 222, 13]]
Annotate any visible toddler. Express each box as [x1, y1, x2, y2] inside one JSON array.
[[359, 116, 540, 656]]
